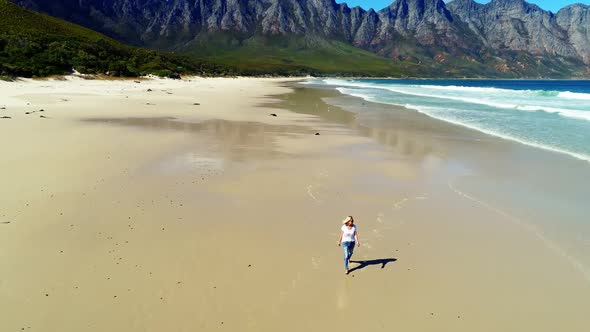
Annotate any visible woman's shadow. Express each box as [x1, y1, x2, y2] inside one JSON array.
[[348, 258, 397, 273]]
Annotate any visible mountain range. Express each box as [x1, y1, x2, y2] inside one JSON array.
[[7, 0, 590, 77]]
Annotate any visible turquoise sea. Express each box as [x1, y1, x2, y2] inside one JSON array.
[[313, 79, 590, 162]]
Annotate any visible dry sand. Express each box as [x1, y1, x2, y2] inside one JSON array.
[[1, 77, 589, 332]]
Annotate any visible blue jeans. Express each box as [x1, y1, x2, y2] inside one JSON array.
[[342, 241, 355, 270]]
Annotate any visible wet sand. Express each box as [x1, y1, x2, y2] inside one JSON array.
[[1, 77, 589, 332]]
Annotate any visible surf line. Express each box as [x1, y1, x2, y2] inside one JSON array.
[[448, 179, 590, 284]]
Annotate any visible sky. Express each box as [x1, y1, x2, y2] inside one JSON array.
[[335, 0, 590, 13]]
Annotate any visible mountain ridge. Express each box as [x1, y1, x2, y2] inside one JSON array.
[[7, 0, 590, 78]]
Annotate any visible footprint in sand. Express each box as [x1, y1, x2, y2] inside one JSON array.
[[276, 272, 304, 303], [393, 198, 409, 209], [372, 229, 383, 239], [376, 212, 384, 224], [306, 185, 323, 204], [311, 257, 321, 269], [316, 171, 328, 179]]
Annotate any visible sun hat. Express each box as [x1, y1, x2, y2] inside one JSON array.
[[342, 216, 354, 224]]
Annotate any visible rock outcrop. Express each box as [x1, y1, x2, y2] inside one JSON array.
[[448, 0, 579, 60], [557, 4, 590, 63]]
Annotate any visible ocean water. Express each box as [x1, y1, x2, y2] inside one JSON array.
[[312, 79, 590, 162]]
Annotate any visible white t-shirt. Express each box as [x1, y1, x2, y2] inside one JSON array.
[[341, 225, 357, 242]]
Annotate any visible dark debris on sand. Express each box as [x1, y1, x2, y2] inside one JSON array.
[[26, 109, 45, 115]]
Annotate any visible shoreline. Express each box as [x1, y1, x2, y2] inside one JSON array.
[[1, 77, 589, 331], [307, 79, 590, 163], [5, 74, 590, 84]]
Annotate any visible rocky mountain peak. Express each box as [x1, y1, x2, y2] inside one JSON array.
[[558, 3, 590, 14], [556, 3, 590, 63], [378, 0, 454, 33], [382, 0, 450, 17], [447, 0, 481, 11], [489, 0, 526, 8]]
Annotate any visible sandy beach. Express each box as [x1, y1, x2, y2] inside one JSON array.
[[1, 77, 590, 332]]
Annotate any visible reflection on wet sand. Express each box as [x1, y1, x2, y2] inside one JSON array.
[[276, 86, 517, 166], [83, 117, 313, 162], [84, 87, 463, 165], [274, 87, 443, 160]]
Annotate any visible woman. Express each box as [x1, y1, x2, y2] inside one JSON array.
[[338, 216, 360, 275]]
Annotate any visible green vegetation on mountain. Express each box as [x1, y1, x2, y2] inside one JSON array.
[[182, 34, 417, 77], [0, 0, 229, 78]]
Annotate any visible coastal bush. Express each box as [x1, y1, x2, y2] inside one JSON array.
[[0, 0, 234, 78]]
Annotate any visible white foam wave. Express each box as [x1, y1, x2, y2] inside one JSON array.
[[403, 104, 590, 163], [381, 86, 520, 109], [376, 87, 584, 120], [323, 79, 380, 90], [326, 79, 590, 123], [323, 79, 533, 96], [390, 88, 590, 122], [322, 79, 356, 86], [335, 87, 377, 102], [517, 106, 590, 121], [558, 91, 590, 100], [421, 84, 514, 94], [328, 80, 521, 109]]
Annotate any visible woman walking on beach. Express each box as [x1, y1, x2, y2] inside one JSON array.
[[338, 216, 360, 275]]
